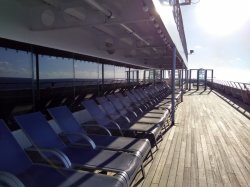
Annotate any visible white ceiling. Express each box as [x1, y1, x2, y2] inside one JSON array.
[[0, 0, 187, 69]]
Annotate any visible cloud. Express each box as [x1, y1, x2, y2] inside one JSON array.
[[194, 45, 202, 49]]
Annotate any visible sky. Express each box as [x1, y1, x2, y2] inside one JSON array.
[[180, 0, 250, 83]]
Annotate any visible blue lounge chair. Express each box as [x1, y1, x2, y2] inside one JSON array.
[[114, 92, 144, 116], [107, 94, 167, 125], [14, 113, 143, 186], [82, 99, 162, 149], [106, 94, 138, 123], [47, 106, 152, 161], [97, 96, 165, 128], [0, 119, 127, 187]]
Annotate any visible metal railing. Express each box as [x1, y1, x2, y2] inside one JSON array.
[[207, 80, 250, 104]]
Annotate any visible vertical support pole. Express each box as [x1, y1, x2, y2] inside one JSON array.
[[204, 70, 207, 90], [181, 68, 184, 102], [136, 70, 139, 83], [132, 71, 134, 82], [189, 70, 192, 90], [181, 68, 184, 90], [153, 69, 156, 86], [101, 63, 104, 95], [72, 57, 76, 100], [160, 69, 163, 81], [35, 52, 40, 110], [31, 48, 35, 112], [128, 68, 131, 84], [97, 63, 100, 96], [178, 70, 181, 89], [185, 69, 188, 90], [197, 69, 200, 90], [143, 70, 146, 83], [171, 46, 176, 126]]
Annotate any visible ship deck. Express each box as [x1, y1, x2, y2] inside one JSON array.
[[132, 89, 250, 187]]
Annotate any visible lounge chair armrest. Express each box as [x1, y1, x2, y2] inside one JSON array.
[[127, 109, 137, 116], [0, 171, 25, 187], [121, 115, 131, 124], [25, 147, 72, 169], [60, 132, 96, 149], [81, 124, 112, 136], [107, 121, 124, 136]]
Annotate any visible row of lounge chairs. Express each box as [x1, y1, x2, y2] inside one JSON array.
[[0, 83, 182, 187]]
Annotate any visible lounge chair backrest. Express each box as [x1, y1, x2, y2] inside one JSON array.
[[136, 89, 148, 100], [131, 90, 145, 104], [0, 119, 31, 174], [96, 97, 120, 119], [15, 112, 65, 149], [125, 91, 136, 102], [115, 93, 135, 108], [107, 95, 123, 111], [81, 100, 111, 126], [107, 95, 127, 116], [48, 106, 87, 142]]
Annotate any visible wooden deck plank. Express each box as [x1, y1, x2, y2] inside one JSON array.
[[132, 90, 250, 187]]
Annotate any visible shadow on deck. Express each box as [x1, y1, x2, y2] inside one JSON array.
[[212, 90, 250, 120], [185, 89, 212, 96]]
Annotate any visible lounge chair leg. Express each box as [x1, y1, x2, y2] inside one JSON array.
[[150, 149, 154, 160], [160, 132, 163, 141], [167, 118, 170, 126], [163, 123, 167, 130], [155, 139, 159, 150], [141, 166, 145, 178]]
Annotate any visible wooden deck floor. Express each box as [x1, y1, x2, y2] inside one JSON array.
[[132, 90, 250, 187]]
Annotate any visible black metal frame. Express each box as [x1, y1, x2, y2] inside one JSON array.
[[187, 69, 214, 90]]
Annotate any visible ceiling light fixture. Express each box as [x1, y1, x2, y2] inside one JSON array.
[[154, 22, 160, 28]]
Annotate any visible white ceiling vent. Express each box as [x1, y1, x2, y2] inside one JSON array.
[[41, 9, 55, 26]]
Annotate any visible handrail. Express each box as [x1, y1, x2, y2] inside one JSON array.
[[207, 79, 250, 104], [211, 80, 250, 91], [0, 78, 129, 90]]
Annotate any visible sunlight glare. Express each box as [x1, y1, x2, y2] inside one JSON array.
[[196, 0, 250, 36]]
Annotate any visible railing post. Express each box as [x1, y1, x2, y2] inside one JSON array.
[[197, 69, 200, 90], [204, 70, 207, 90], [186, 69, 188, 90], [237, 82, 245, 103]]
